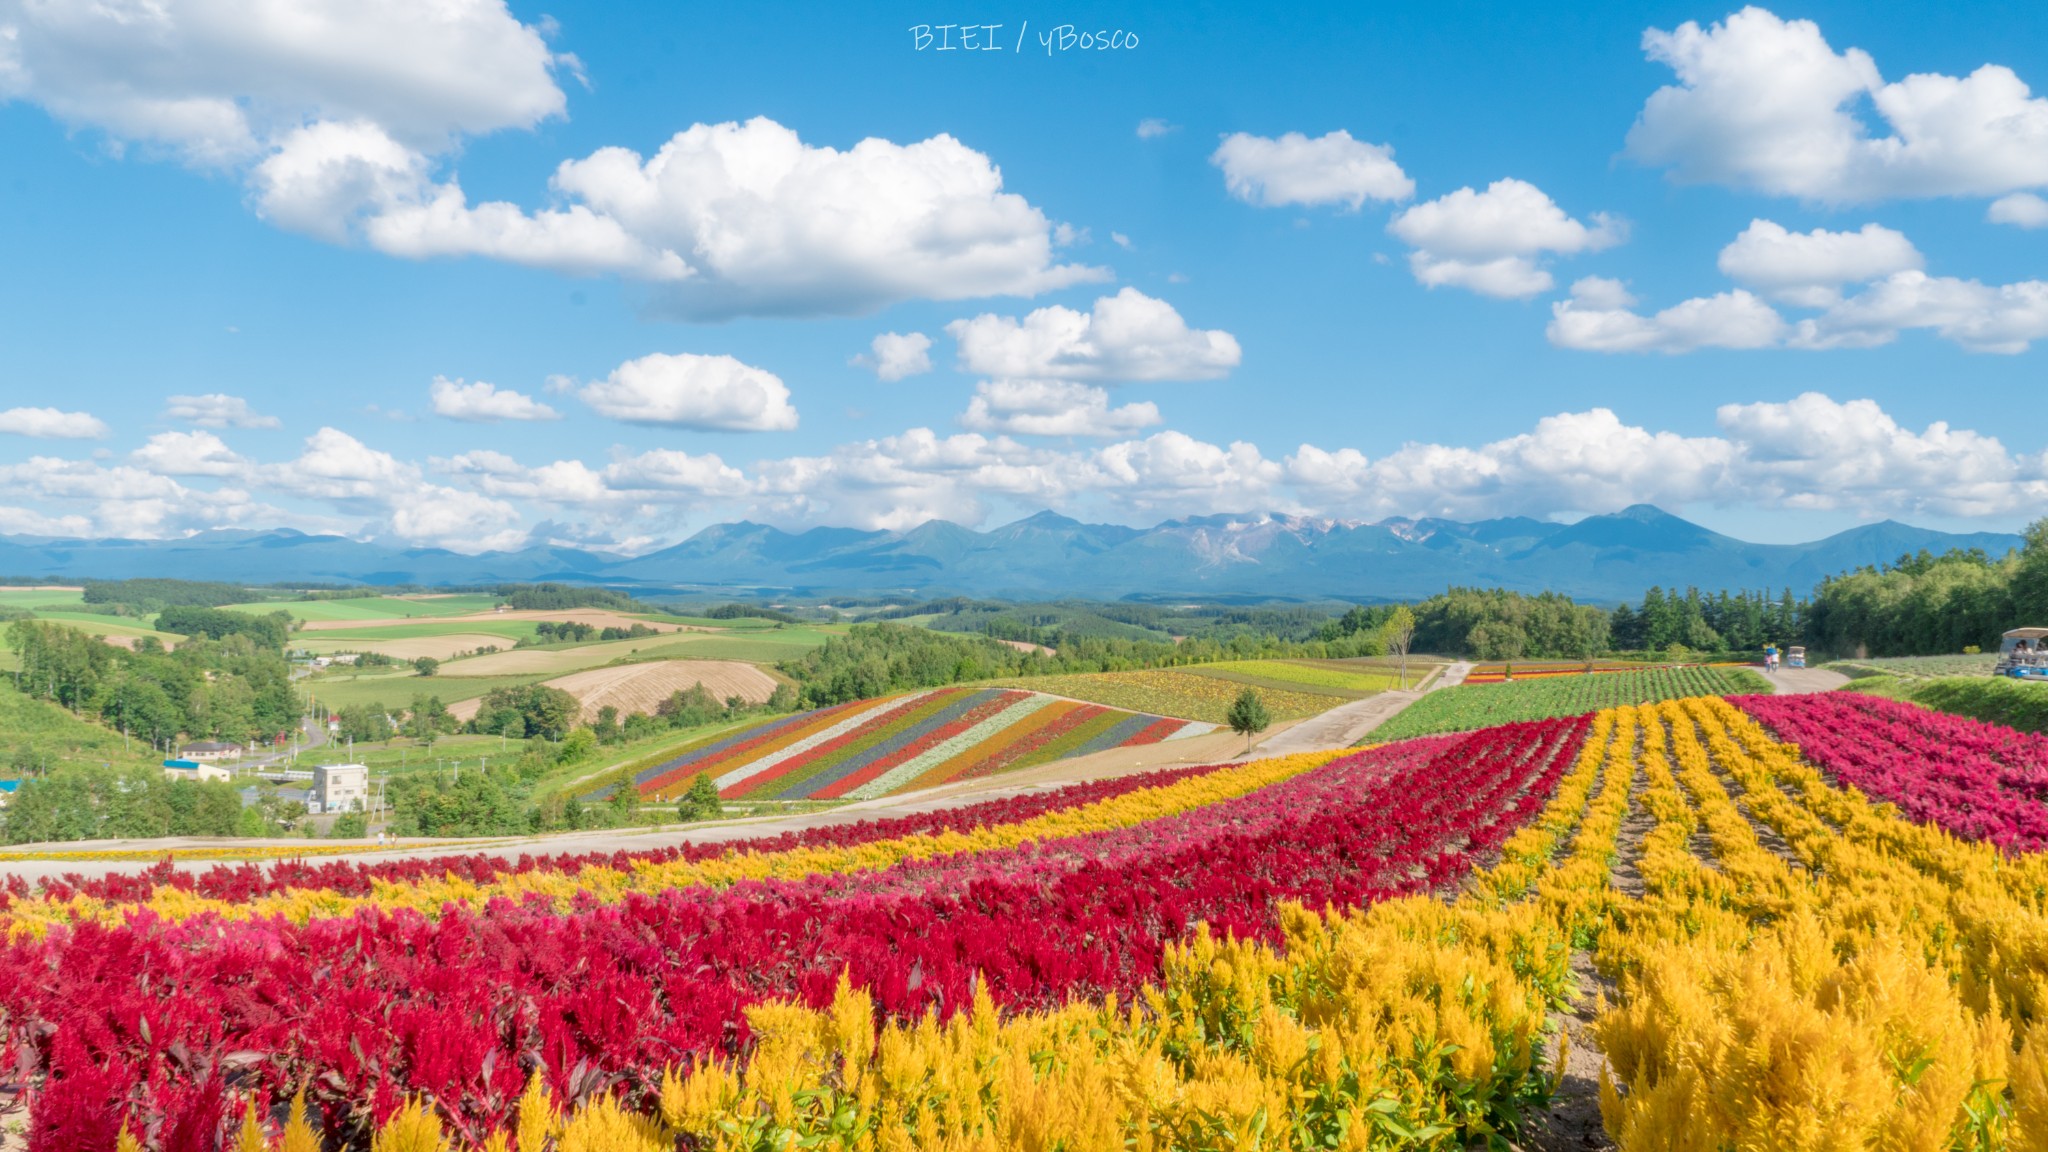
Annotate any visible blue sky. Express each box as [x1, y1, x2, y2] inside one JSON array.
[[0, 0, 2043, 552]]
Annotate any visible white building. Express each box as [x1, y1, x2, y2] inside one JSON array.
[[179, 740, 244, 762], [163, 760, 232, 783], [312, 763, 370, 814]]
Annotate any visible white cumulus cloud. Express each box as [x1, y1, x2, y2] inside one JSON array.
[[0, 407, 109, 439], [131, 430, 247, 477], [1548, 279, 1787, 353], [163, 393, 280, 429], [1627, 7, 2048, 201], [1210, 130, 1414, 210], [429, 377, 561, 422], [1990, 192, 2048, 229], [576, 352, 799, 431], [1389, 179, 1625, 299], [960, 380, 1162, 438], [1716, 220, 1923, 306], [858, 332, 935, 381], [947, 288, 1241, 382]]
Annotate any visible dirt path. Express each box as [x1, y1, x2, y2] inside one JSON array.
[[1249, 661, 1470, 756], [1767, 666, 1851, 694]]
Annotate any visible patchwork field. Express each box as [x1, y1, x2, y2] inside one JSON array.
[[1368, 663, 1770, 740], [446, 659, 780, 725], [297, 608, 707, 634], [300, 633, 510, 661], [617, 686, 1217, 803], [992, 666, 1346, 723]]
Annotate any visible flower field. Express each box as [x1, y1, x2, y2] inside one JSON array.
[[1366, 663, 1770, 740], [616, 687, 1216, 803], [0, 717, 1592, 1149], [11, 686, 2048, 1149], [990, 668, 1342, 723]]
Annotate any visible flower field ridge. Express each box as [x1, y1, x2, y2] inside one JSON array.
[[621, 686, 1216, 803], [1734, 690, 2048, 850], [0, 717, 1592, 1147]]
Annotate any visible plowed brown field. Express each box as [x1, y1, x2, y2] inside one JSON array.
[[446, 659, 779, 724]]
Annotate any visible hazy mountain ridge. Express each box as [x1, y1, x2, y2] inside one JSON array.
[[0, 506, 2023, 603]]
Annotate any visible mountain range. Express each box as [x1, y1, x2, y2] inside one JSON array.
[[0, 505, 2024, 603]]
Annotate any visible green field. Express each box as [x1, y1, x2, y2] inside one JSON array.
[[0, 679, 161, 774], [1367, 665, 1772, 742], [1848, 675, 2048, 734], [303, 672, 558, 713], [0, 587, 85, 610], [1184, 659, 1406, 697], [223, 595, 502, 622], [10, 612, 184, 645], [1828, 654, 2002, 680], [298, 619, 546, 643]]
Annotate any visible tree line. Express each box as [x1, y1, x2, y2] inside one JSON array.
[[7, 620, 299, 751]]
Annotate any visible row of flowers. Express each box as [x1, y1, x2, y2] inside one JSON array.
[[1734, 691, 2048, 851], [626, 687, 1207, 804], [0, 719, 1590, 1147]]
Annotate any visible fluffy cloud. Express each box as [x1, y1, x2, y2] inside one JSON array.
[[131, 431, 247, 477], [947, 288, 1241, 382], [1289, 408, 1736, 519], [1558, 219, 2048, 354], [0, 407, 108, 439], [429, 377, 561, 422], [1548, 279, 1787, 353], [960, 381, 1162, 438], [1794, 272, 2048, 354], [1716, 394, 2044, 518], [1627, 7, 2048, 201], [360, 118, 1103, 317], [1716, 220, 1923, 306], [1289, 393, 2045, 522], [859, 332, 935, 381], [576, 352, 799, 431], [0, 0, 565, 165], [1388, 179, 1625, 298], [1136, 118, 1176, 139], [1210, 130, 1413, 210], [0, 456, 264, 538], [163, 393, 280, 429], [1990, 193, 2048, 229]]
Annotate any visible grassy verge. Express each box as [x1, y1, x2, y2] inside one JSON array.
[[1844, 675, 2048, 734]]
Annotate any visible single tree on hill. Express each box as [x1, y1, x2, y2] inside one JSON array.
[[1226, 687, 1271, 754], [413, 656, 439, 677], [677, 772, 724, 822], [1382, 605, 1417, 689]]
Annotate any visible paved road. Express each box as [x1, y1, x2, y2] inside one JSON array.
[[1766, 665, 1852, 694]]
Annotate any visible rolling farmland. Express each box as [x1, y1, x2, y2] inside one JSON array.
[[445, 659, 781, 725]]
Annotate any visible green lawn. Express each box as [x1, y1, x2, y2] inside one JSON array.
[[0, 678, 162, 774], [0, 588, 84, 610], [222, 595, 502, 622]]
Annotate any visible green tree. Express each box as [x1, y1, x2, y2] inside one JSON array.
[[1381, 605, 1417, 689], [330, 804, 369, 838], [413, 656, 440, 677], [1225, 688, 1271, 754], [677, 772, 723, 822], [606, 778, 637, 823]]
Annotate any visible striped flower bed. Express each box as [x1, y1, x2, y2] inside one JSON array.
[[626, 687, 1216, 802]]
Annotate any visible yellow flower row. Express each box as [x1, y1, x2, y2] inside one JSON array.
[[8, 750, 1347, 934], [190, 716, 1629, 1152], [1595, 697, 2048, 1150]]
